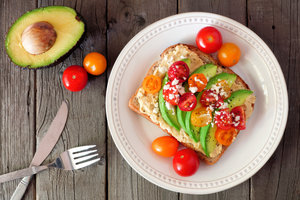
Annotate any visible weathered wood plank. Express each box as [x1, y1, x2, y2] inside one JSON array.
[[178, 1, 249, 199], [248, 0, 300, 199], [107, 0, 178, 199], [35, 0, 107, 199], [0, 0, 36, 199]]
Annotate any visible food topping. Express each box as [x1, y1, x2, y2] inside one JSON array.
[[188, 73, 207, 93], [230, 106, 246, 130], [191, 107, 212, 127], [142, 75, 162, 94], [178, 92, 197, 111], [168, 61, 190, 83], [163, 81, 180, 105], [215, 127, 238, 146], [214, 108, 232, 130]]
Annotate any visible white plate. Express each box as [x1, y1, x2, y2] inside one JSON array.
[[106, 12, 288, 194]]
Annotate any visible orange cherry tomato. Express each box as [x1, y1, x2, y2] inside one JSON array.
[[191, 107, 212, 127], [188, 73, 207, 93], [217, 43, 241, 67], [215, 80, 232, 99], [83, 52, 107, 75], [152, 136, 179, 157], [142, 75, 161, 94], [215, 127, 238, 146]]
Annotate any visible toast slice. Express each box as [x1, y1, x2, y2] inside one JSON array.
[[129, 44, 255, 165]]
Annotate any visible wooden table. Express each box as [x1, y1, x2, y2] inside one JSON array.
[[0, 0, 298, 199]]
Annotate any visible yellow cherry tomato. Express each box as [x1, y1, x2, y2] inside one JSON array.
[[217, 43, 241, 67], [83, 52, 107, 75]]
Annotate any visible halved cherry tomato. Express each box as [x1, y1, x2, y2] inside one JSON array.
[[83, 52, 107, 75], [62, 65, 88, 92], [142, 75, 161, 94], [178, 92, 197, 111], [214, 108, 232, 130], [200, 89, 221, 107], [173, 148, 200, 176], [215, 127, 238, 146], [196, 26, 223, 54], [230, 106, 246, 130], [152, 136, 179, 157], [213, 80, 232, 99], [168, 61, 190, 83], [191, 107, 212, 127], [188, 73, 207, 93], [163, 81, 180, 105], [218, 43, 241, 67]]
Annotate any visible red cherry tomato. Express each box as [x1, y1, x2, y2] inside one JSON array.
[[196, 26, 222, 54], [152, 136, 179, 157], [173, 148, 199, 177], [230, 106, 246, 130], [163, 81, 180, 105], [214, 108, 232, 130], [200, 90, 222, 107], [168, 61, 190, 83], [178, 92, 197, 111], [62, 65, 88, 92]]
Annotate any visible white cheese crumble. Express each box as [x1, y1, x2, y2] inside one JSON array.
[[172, 78, 179, 85], [153, 107, 159, 114], [169, 94, 175, 100], [177, 84, 186, 95], [189, 87, 198, 93], [163, 84, 170, 90], [194, 76, 204, 84], [165, 102, 172, 110]]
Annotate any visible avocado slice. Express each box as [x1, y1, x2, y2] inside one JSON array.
[[177, 107, 187, 132], [206, 73, 237, 89], [205, 125, 218, 157], [158, 75, 181, 131], [225, 89, 253, 110], [184, 92, 203, 142], [200, 124, 210, 156], [5, 6, 85, 68], [191, 64, 218, 78]]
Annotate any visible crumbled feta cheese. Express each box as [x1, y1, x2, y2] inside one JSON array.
[[163, 84, 170, 90], [153, 107, 159, 114], [180, 56, 186, 59], [235, 116, 240, 121], [177, 84, 186, 95], [158, 66, 167, 74], [172, 78, 179, 85], [189, 87, 198, 93], [165, 102, 172, 110], [169, 94, 175, 100], [194, 76, 204, 84]]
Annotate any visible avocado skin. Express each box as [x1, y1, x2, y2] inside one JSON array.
[[226, 89, 253, 110], [158, 75, 181, 131], [5, 6, 86, 69]]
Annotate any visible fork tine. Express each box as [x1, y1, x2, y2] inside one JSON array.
[[74, 153, 99, 163], [74, 158, 100, 170], [73, 149, 97, 158], [69, 145, 96, 153]]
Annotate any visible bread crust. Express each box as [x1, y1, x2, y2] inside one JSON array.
[[128, 44, 255, 165]]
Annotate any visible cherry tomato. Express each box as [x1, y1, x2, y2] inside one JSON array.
[[168, 61, 190, 83], [62, 65, 88, 92], [83, 52, 107, 75], [230, 106, 246, 130], [178, 92, 197, 111], [163, 81, 180, 105], [215, 127, 238, 146], [200, 90, 221, 107], [152, 136, 179, 157], [214, 108, 232, 130], [213, 80, 232, 99], [188, 73, 207, 93], [218, 43, 241, 67], [196, 26, 223, 54], [173, 148, 199, 176], [191, 107, 212, 127], [142, 75, 161, 94]]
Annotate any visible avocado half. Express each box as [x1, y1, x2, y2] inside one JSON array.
[[5, 6, 85, 68]]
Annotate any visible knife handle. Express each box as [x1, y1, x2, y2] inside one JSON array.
[[10, 176, 31, 200]]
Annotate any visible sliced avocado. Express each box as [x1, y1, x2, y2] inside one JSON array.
[[191, 64, 218, 78], [225, 89, 253, 110], [158, 75, 181, 131], [206, 73, 237, 89], [177, 106, 187, 132], [184, 92, 203, 142], [5, 6, 85, 68], [181, 58, 191, 67], [200, 124, 210, 156], [205, 125, 218, 157]]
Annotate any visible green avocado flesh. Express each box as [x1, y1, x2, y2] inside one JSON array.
[[205, 125, 218, 156], [226, 89, 253, 110], [206, 73, 237, 89], [191, 64, 218, 78], [159, 75, 180, 131], [5, 6, 85, 68]]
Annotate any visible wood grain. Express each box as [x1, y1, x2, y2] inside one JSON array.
[[248, 0, 300, 199], [106, 0, 178, 199], [35, 0, 107, 199], [179, 0, 249, 199], [0, 1, 36, 200]]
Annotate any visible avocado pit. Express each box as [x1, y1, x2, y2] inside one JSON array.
[[21, 21, 57, 55]]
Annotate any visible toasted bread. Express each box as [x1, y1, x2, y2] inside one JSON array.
[[129, 44, 255, 165]]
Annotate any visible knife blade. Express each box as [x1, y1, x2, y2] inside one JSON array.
[[10, 101, 68, 200]]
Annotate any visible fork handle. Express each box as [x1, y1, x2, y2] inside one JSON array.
[[0, 166, 48, 183]]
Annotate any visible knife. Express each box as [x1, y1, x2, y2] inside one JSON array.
[[10, 101, 69, 200]]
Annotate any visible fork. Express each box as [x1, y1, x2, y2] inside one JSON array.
[[0, 145, 100, 183]]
